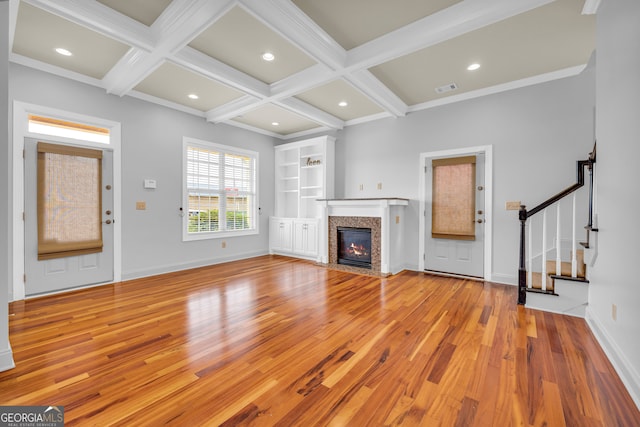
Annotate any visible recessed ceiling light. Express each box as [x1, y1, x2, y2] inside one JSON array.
[[271, 122, 279, 126], [262, 52, 275, 62], [188, 94, 199, 100], [338, 101, 348, 107], [467, 63, 481, 71], [55, 48, 72, 56]]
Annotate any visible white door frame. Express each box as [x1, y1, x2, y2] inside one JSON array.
[[418, 145, 493, 280], [12, 101, 122, 301]]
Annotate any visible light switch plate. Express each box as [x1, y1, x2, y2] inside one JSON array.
[[143, 179, 157, 189]]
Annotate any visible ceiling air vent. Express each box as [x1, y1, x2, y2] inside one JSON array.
[[435, 83, 458, 94]]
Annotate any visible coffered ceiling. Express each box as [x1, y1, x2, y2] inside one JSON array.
[[9, 0, 597, 139]]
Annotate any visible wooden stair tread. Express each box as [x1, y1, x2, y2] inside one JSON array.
[[545, 261, 586, 278], [549, 274, 589, 284]]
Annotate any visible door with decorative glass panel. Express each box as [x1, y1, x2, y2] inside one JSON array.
[[24, 138, 114, 295], [425, 153, 484, 278]]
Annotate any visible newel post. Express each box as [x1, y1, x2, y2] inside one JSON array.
[[518, 205, 528, 305]]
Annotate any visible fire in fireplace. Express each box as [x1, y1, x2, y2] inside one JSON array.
[[337, 227, 372, 269]]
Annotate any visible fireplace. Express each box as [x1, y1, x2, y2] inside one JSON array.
[[337, 227, 372, 269]]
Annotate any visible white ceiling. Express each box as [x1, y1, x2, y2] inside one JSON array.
[[9, 0, 596, 139]]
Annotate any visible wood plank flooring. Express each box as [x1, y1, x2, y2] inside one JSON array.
[[2, 255, 639, 426]]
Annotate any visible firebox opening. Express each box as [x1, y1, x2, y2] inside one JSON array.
[[337, 227, 372, 269]]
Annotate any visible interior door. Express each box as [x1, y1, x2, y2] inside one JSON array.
[[425, 153, 485, 277], [24, 138, 114, 296]]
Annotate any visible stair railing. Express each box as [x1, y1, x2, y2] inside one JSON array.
[[517, 144, 596, 305]]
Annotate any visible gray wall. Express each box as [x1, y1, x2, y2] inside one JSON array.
[[590, 0, 640, 405], [334, 68, 595, 282], [0, 0, 14, 371], [10, 64, 276, 282]]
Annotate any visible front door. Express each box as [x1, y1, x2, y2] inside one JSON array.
[[24, 138, 114, 296], [425, 153, 485, 277]]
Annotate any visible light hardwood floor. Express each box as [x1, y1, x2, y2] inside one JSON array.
[[2, 255, 639, 426]]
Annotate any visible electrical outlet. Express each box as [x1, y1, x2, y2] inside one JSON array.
[[221, 241, 226, 249], [136, 201, 146, 210], [395, 215, 400, 224], [505, 201, 521, 210], [359, 184, 364, 191], [612, 304, 617, 321], [377, 182, 382, 190]]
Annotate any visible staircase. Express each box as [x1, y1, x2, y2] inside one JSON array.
[[517, 144, 596, 317], [526, 248, 589, 317]]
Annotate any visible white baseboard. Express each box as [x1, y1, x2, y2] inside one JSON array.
[[586, 307, 640, 410], [525, 279, 589, 318], [121, 250, 269, 281], [0, 346, 15, 373], [489, 273, 517, 286]]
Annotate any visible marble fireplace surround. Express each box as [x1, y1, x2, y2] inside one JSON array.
[[318, 198, 409, 275]]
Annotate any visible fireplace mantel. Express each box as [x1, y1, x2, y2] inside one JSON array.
[[318, 198, 409, 275]]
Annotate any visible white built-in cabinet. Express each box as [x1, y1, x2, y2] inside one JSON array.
[[269, 135, 335, 260]]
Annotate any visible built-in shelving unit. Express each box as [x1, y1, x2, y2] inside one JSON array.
[[271, 135, 335, 260]]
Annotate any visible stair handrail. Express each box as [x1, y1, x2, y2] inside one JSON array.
[[517, 143, 596, 305]]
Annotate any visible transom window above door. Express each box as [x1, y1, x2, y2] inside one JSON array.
[[28, 114, 111, 144]]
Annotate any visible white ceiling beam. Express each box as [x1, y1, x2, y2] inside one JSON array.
[[276, 97, 344, 130], [238, 0, 409, 120], [346, 70, 407, 117], [347, 0, 555, 71], [238, 0, 346, 70], [174, 47, 270, 99], [22, 0, 154, 51], [103, 0, 234, 96], [206, 95, 264, 123], [270, 64, 337, 99], [206, 90, 345, 131]]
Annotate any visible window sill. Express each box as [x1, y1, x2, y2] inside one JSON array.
[[183, 228, 258, 242]]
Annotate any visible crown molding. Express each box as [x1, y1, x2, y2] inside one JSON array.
[[407, 64, 587, 113], [10, 52, 104, 90]]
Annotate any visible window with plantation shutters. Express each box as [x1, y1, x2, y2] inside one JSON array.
[[37, 142, 103, 259], [184, 137, 258, 240], [431, 155, 476, 240]]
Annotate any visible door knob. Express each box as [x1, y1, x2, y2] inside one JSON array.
[[105, 210, 112, 215], [477, 219, 483, 223], [105, 219, 112, 225]]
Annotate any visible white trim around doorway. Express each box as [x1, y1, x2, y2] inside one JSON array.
[[11, 101, 122, 301], [418, 145, 493, 281]]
